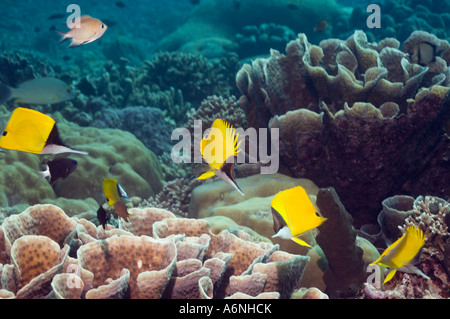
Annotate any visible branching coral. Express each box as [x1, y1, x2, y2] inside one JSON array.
[[400, 196, 450, 264]]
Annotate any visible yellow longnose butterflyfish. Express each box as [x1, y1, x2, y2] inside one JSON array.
[[271, 186, 327, 247], [198, 119, 244, 196], [0, 107, 88, 155], [370, 225, 429, 284], [102, 178, 131, 222]]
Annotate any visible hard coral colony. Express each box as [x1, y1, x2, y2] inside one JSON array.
[[0, 0, 449, 301]]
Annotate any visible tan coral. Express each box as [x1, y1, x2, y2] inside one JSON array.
[[153, 217, 212, 239], [251, 250, 310, 299], [119, 207, 176, 237], [77, 235, 177, 299], [51, 273, 84, 299], [2, 204, 77, 247], [85, 269, 130, 299], [229, 273, 267, 297], [10, 235, 69, 298]]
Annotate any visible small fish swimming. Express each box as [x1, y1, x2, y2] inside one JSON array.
[[58, 15, 107, 47], [115, 1, 126, 8], [314, 20, 329, 32], [0, 107, 88, 155], [97, 204, 111, 229], [0, 77, 75, 105], [38, 158, 78, 185], [370, 226, 429, 284], [47, 13, 66, 20], [102, 178, 131, 221], [271, 186, 327, 247], [198, 119, 244, 196]]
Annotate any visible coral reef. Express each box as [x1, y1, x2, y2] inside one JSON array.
[[0, 49, 239, 127], [236, 30, 450, 227], [347, 0, 450, 43], [156, 0, 343, 58], [363, 194, 450, 298], [0, 110, 163, 216], [0, 204, 318, 299], [189, 173, 319, 239], [235, 23, 297, 59], [315, 188, 367, 298]]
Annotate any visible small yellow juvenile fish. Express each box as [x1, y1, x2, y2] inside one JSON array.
[[198, 119, 244, 196], [271, 186, 327, 247], [370, 225, 429, 284], [102, 178, 131, 221], [0, 107, 88, 155], [58, 15, 107, 47]]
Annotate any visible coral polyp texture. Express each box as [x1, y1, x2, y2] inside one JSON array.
[[236, 30, 450, 227], [0, 204, 314, 299]]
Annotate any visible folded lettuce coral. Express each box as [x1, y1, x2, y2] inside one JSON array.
[[0, 203, 317, 299]]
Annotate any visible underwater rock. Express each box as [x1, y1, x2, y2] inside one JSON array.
[[237, 30, 450, 226], [315, 187, 367, 299]]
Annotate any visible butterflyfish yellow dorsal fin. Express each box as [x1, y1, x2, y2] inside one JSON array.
[[370, 226, 425, 269], [200, 119, 240, 171]]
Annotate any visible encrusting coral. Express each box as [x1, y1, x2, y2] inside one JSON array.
[[236, 30, 450, 227], [0, 204, 319, 299]]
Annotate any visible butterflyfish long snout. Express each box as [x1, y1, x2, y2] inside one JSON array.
[[102, 178, 131, 221], [370, 226, 429, 284], [197, 119, 244, 196], [0, 107, 88, 155], [271, 186, 327, 247]]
